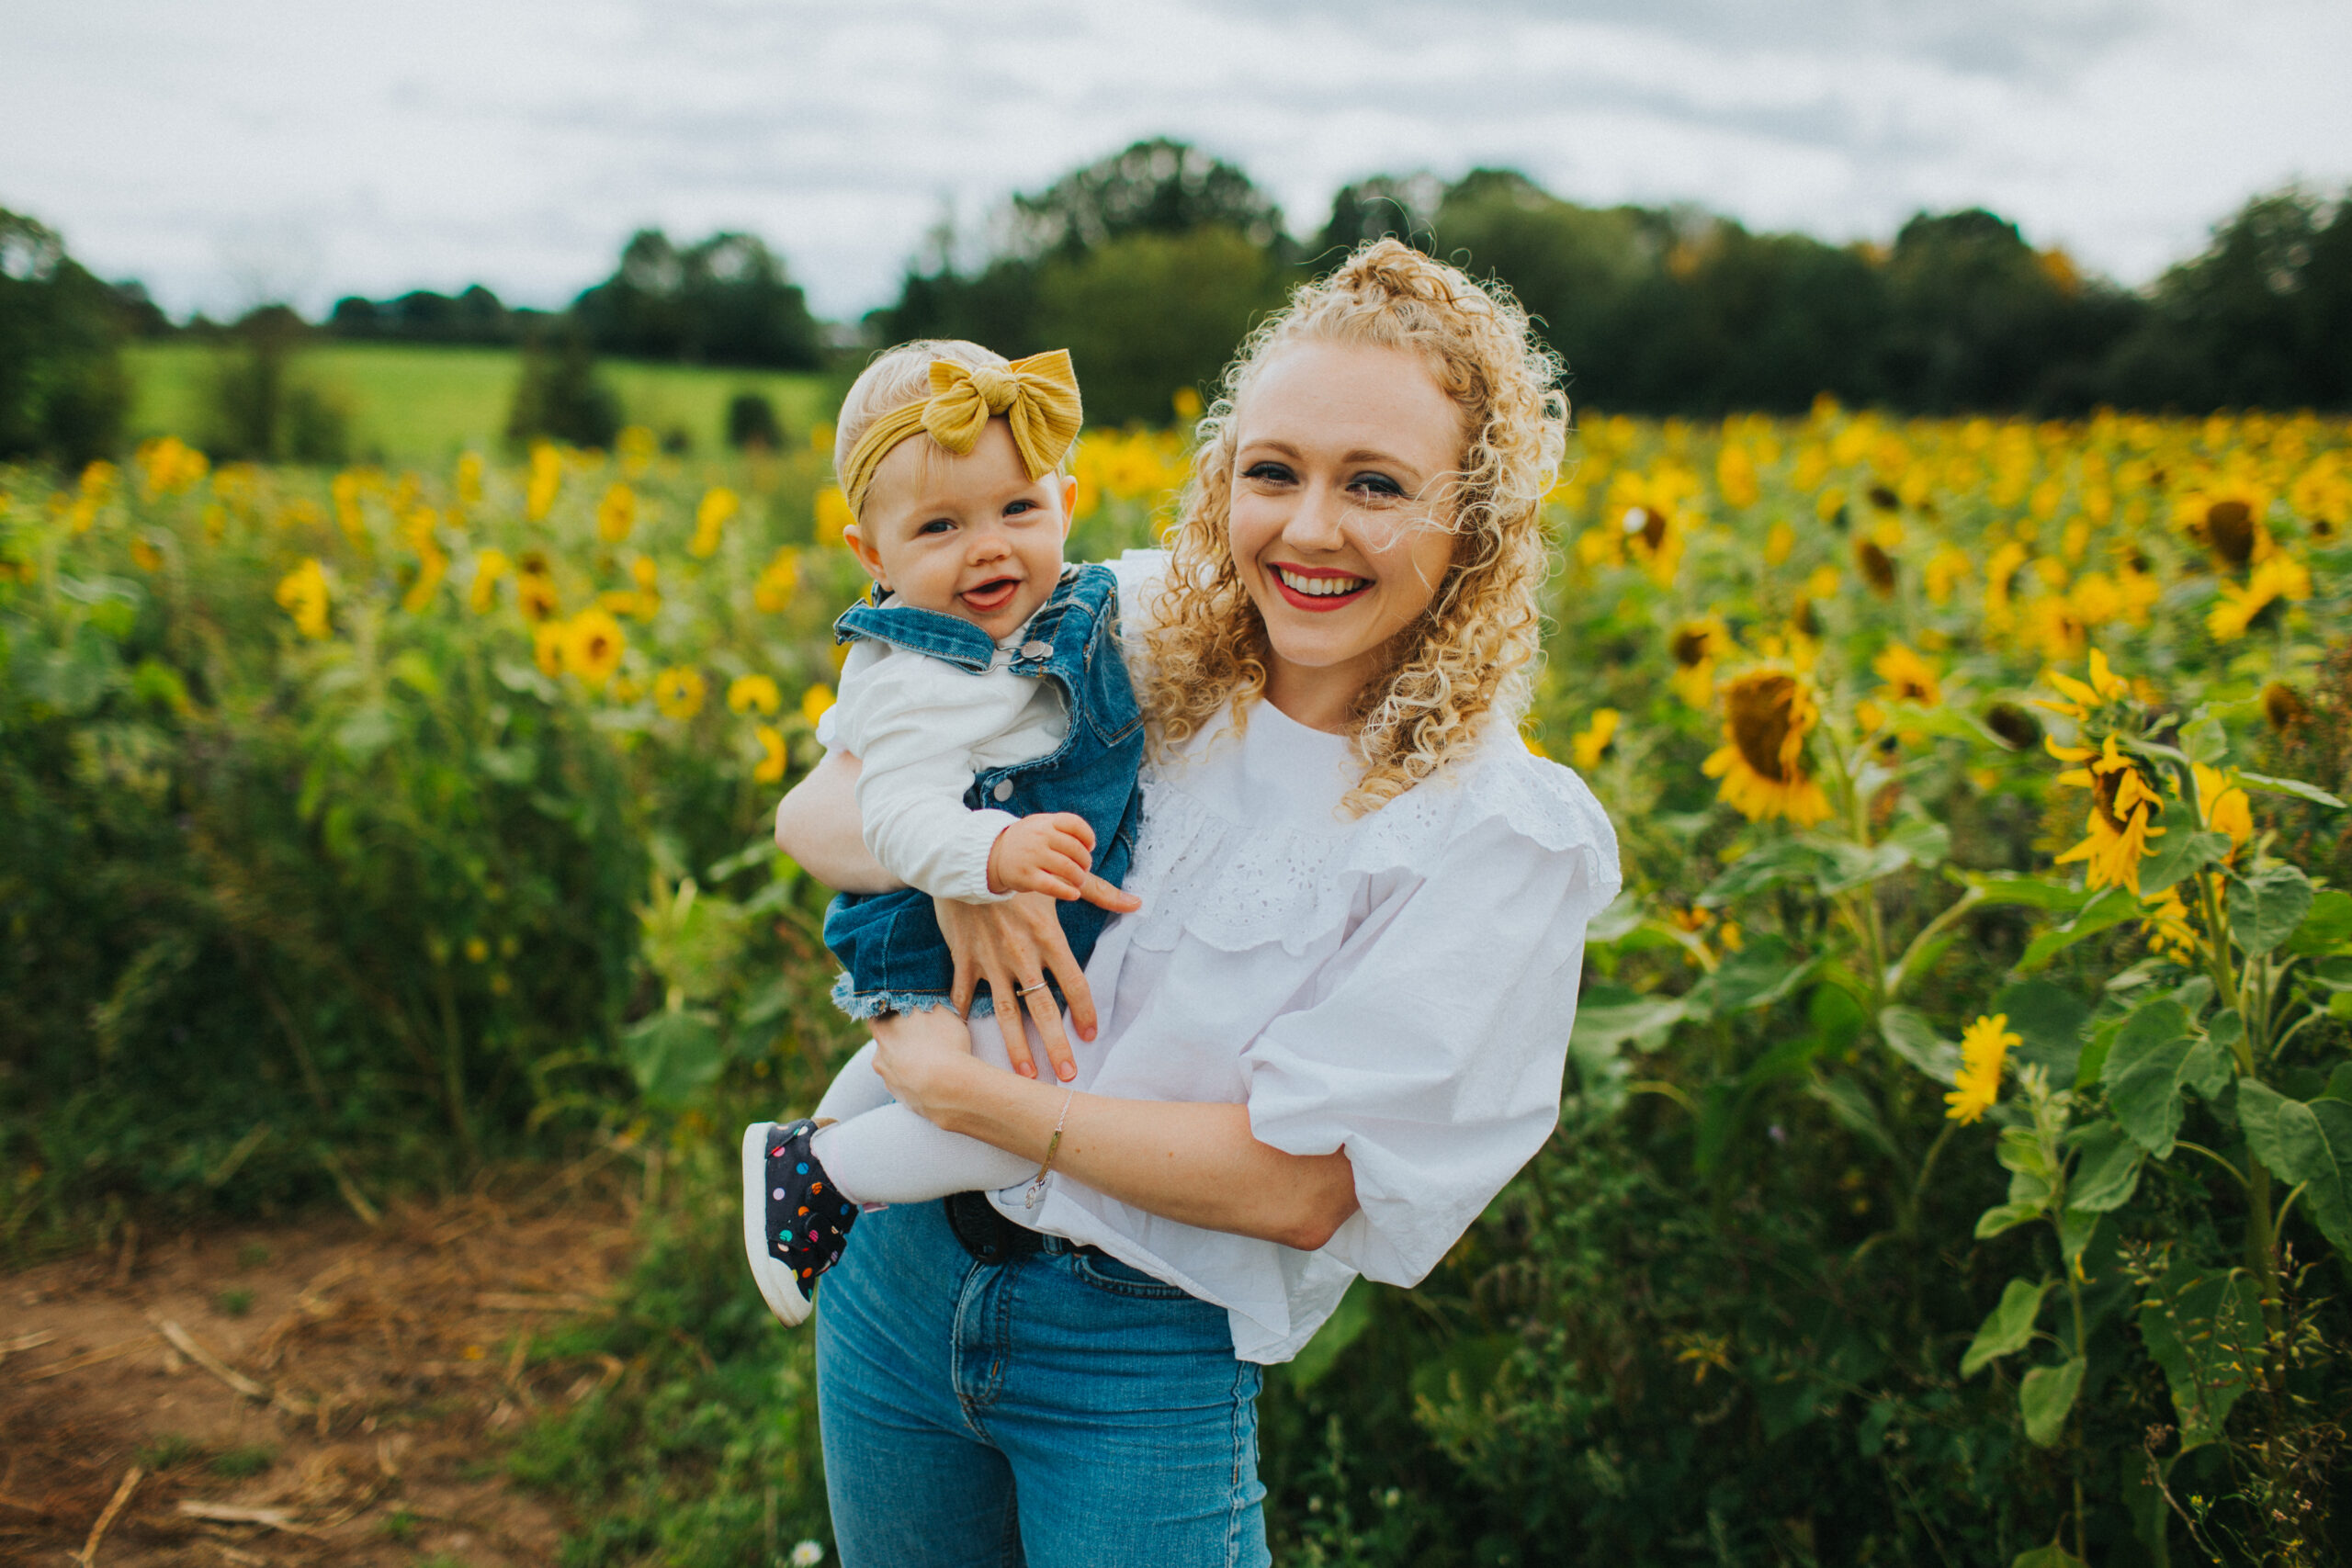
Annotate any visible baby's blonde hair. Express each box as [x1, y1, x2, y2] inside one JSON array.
[[834, 339, 1070, 513], [1146, 239, 1568, 815]]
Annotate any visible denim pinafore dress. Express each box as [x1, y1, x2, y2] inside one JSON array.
[[821, 562, 1146, 1020]]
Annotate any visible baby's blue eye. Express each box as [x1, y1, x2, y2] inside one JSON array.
[[917, 518, 955, 536]]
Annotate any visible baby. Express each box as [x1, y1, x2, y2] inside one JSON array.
[[741, 341, 1146, 1326]]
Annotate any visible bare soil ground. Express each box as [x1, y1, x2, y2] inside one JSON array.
[[1, 1170, 639, 1567]]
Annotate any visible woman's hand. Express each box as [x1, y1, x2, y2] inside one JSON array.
[[936, 892, 1123, 1081], [867, 1009, 984, 1125]]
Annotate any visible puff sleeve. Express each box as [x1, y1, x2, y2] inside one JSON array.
[[1239, 768, 1621, 1287]]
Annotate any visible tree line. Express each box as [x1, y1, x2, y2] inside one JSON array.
[[878, 139, 2352, 424], [5, 143, 2350, 462]]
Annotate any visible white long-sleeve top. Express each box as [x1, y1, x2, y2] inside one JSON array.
[[940, 551, 1623, 1364], [821, 630, 1070, 905]]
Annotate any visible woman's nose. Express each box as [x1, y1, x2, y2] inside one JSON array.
[[1283, 480, 1349, 552]]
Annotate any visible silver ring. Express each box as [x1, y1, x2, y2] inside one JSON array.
[[1016, 981, 1050, 997]]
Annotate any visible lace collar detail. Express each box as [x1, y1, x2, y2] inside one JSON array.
[[1123, 736, 1620, 956]]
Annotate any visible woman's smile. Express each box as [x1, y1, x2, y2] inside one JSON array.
[[1269, 562, 1372, 608]]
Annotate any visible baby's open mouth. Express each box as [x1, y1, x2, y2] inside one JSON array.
[[1272, 564, 1372, 609], [960, 576, 1022, 613]]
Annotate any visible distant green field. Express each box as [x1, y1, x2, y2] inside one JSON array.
[[126, 342, 839, 464]]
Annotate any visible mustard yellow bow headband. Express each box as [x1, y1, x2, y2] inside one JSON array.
[[840, 350, 1084, 517]]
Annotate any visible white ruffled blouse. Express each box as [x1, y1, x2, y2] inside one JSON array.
[[953, 550, 1623, 1365]]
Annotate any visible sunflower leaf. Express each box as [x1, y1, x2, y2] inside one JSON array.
[[2019, 1357, 2086, 1446], [2137, 1266, 2262, 1449], [1963, 873, 2097, 912], [2067, 1121, 2146, 1213], [2102, 998, 2197, 1157], [2235, 770, 2347, 809], [2018, 886, 2141, 972], [1962, 1278, 2051, 1376], [2137, 829, 2232, 897], [2229, 864, 2315, 956], [2285, 889, 2352, 955], [2235, 1081, 2352, 1254], [1880, 1006, 1961, 1085]]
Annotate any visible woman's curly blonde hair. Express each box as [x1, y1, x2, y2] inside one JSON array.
[[1144, 239, 1567, 815]]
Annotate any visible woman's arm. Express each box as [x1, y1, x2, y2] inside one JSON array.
[[868, 1010, 1361, 1250], [774, 750, 900, 893]]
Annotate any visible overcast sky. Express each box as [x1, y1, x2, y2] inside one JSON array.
[[7, 0, 2348, 321]]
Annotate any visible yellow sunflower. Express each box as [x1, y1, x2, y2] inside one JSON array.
[[562, 608, 627, 689], [1871, 643, 1942, 707], [274, 558, 331, 639], [653, 667, 707, 720], [753, 723, 787, 784], [1569, 709, 1620, 771], [2052, 733, 2164, 894], [1945, 1014, 2018, 1123], [691, 486, 740, 558], [2207, 553, 2311, 641], [597, 482, 638, 544], [728, 673, 783, 716], [1669, 617, 1731, 707], [1703, 670, 1831, 826]]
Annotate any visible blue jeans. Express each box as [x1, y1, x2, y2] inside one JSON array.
[[815, 1200, 1270, 1567]]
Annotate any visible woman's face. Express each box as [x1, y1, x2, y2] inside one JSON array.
[[1227, 340, 1464, 728]]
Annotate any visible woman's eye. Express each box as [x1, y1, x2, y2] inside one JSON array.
[[1349, 471, 1404, 498], [1242, 461, 1295, 485]]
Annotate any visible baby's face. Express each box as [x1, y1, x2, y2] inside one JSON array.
[[844, 419, 1075, 642]]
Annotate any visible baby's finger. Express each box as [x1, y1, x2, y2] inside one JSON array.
[[1054, 813, 1097, 852], [1076, 873, 1142, 915], [1048, 829, 1095, 870]]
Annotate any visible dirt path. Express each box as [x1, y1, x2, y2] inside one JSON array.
[[2, 1174, 640, 1566]]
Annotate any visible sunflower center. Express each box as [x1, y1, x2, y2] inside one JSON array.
[[1672, 628, 1711, 666], [2206, 499, 2255, 567], [1727, 675, 1798, 784]]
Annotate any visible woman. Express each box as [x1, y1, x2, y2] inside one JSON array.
[[775, 240, 1619, 1566]]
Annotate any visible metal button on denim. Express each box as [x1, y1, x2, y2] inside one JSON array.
[[993, 779, 1013, 801], [1021, 639, 1051, 660]]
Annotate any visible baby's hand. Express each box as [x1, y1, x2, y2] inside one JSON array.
[[987, 812, 1096, 900]]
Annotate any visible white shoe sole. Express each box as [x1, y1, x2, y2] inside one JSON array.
[[741, 1122, 814, 1326]]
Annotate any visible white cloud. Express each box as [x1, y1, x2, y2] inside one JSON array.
[[3, 0, 2345, 320]]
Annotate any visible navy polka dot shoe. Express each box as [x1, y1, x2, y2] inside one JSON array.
[[741, 1119, 860, 1326]]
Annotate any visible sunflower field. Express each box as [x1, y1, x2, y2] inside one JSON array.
[[6, 400, 2352, 1566]]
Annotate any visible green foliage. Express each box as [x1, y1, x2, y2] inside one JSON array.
[[1035, 227, 1289, 424], [507, 321, 622, 449], [573, 230, 820, 371], [199, 305, 352, 463], [0, 209, 130, 463]]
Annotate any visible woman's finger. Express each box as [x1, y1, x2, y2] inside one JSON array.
[[1023, 981, 1077, 1082], [949, 941, 976, 1019], [1039, 930, 1097, 1045], [992, 959, 1040, 1078]]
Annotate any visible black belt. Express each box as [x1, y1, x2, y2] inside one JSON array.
[[944, 1190, 1106, 1265]]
